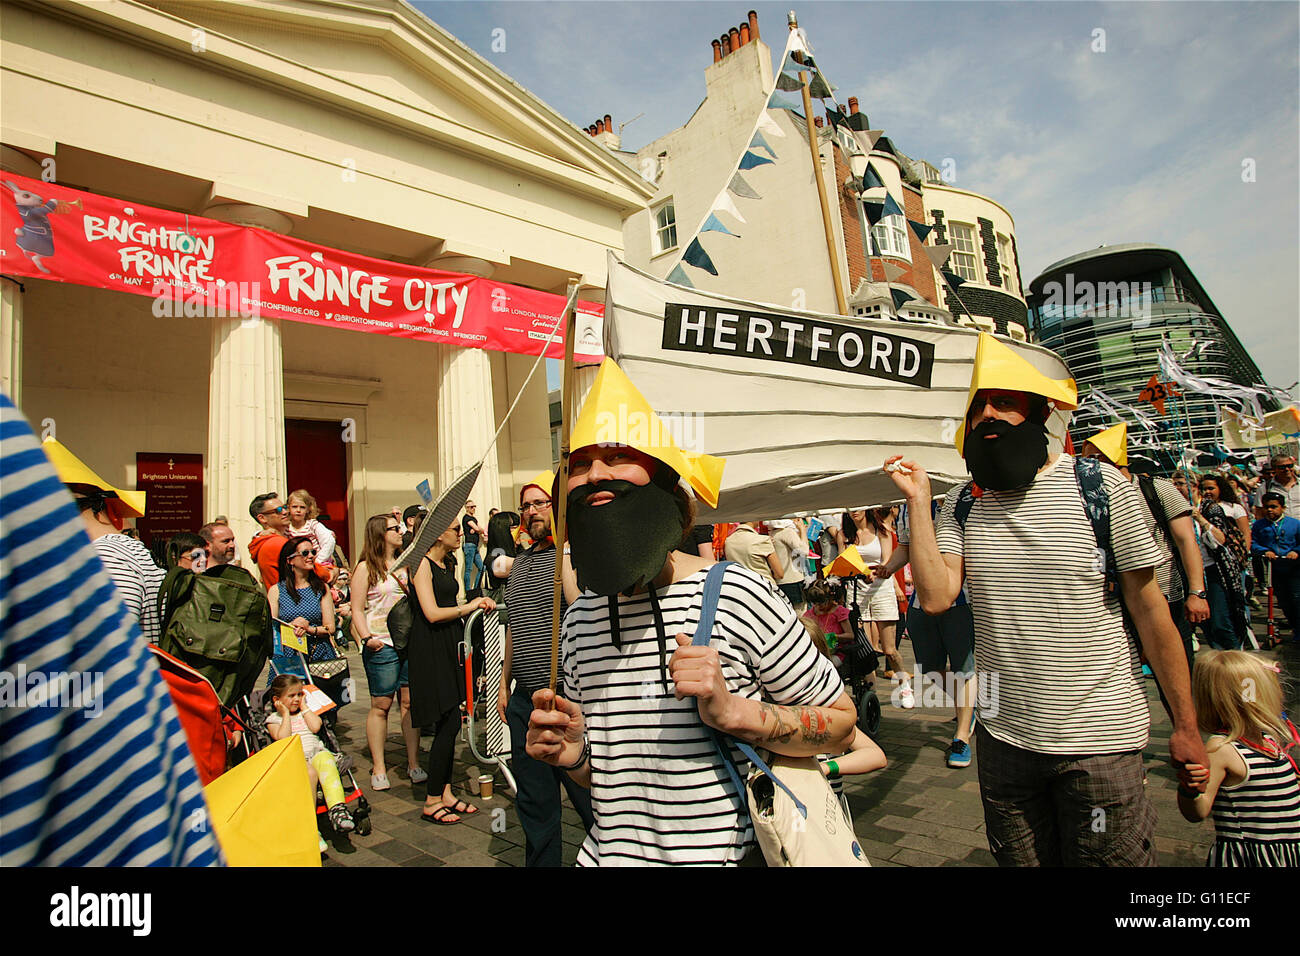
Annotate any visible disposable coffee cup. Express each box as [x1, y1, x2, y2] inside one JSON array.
[[478, 774, 494, 799]]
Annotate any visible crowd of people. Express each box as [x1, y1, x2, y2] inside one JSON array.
[[8, 346, 1298, 869]]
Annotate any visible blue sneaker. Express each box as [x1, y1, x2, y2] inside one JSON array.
[[947, 739, 971, 768]]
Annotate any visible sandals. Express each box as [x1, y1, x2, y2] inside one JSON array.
[[451, 799, 478, 815], [421, 805, 460, 825]]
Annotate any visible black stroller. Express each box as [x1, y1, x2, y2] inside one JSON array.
[[844, 605, 882, 740]]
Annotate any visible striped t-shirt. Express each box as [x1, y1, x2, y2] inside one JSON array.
[[561, 563, 844, 866], [93, 534, 167, 644], [0, 392, 221, 866], [1133, 476, 1192, 602], [503, 543, 567, 697], [935, 454, 1161, 755]]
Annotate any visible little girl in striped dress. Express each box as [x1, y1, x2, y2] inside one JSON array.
[[1179, 650, 1300, 866]]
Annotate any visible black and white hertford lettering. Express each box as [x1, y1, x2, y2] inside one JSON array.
[[661, 303, 935, 387]]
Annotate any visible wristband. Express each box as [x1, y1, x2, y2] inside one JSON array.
[[558, 736, 591, 771], [826, 759, 840, 778]]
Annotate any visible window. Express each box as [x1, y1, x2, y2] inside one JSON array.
[[948, 222, 979, 282], [870, 214, 911, 261], [997, 234, 1017, 294], [652, 201, 677, 256]]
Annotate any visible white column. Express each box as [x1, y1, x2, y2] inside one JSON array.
[[0, 279, 22, 408], [436, 343, 500, 511], [204, 203, 293, 569]]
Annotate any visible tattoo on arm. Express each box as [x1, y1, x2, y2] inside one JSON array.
[[759, 702, 796, 744], [796, 707, 832, 745]]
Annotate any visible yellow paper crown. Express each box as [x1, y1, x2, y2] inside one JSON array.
[[41, 438, 147, 520], [569, 358, 726, 508], [955, 333, 1078, 454], [824, 547, 869, 578], [520, 470, 556, 503], [1085, 422, 1128, 467]]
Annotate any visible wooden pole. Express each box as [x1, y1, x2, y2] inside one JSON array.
[[549, 279, 581, 695], [790, 15, 848, 316]]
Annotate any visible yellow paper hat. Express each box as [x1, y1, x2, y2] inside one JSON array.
[[41, 438, 147, 520], [1085, 422, 1128, 467], [202, 736, 320, 867], [955, 333, 1078, 454], [824, 547, 869, 578], [568, 358, 726, 508], [520, 470, 556, 502]]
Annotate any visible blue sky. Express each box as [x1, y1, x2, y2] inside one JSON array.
[[416, 1, 1299, 394]]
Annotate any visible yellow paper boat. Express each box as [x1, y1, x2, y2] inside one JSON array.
[[203, 736, 320, 867], [824, 547, 869, 578]]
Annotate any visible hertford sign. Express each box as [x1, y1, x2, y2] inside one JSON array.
[[662, 303, 935, 387]]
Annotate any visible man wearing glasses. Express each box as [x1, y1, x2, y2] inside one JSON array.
[[497, 473, 592, 866], [1255, 455, 1300, 521], [247, 492, 331, 588]]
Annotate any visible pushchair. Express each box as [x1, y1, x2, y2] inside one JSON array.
[[844, 606, 882, 740], [243, 683, 373, 838], [267, 624, 355, 728]]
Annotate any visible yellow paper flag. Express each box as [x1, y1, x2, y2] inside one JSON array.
[[203, 736, 320, 867], [279, 623, 307, 654], [824, 547, 869, 578]]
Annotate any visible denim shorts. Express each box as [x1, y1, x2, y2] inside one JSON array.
[[362, 643, 408, 698], [907, 604, 975, 674]]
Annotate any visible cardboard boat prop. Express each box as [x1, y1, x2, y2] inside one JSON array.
[[601, 253, 1074, 522]]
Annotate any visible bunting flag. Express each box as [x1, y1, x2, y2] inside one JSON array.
[[881, 193, 905, 218], [1158, 342, 1274, 421], [749, 131, 777, 158], [783, 53, 816, 74], [853, 128, 884, 155], [682, 238, 718, 276], [757, 112, 786, 139], [728, 172, 762, 200], [907, 219, 932, 242], [711, 188, 747, 224], [845, 111, 871, 132], [861, 164, 885, 191], [862, 200, 885, 226], [775, 71, 803, 92], [924, 244, 954, 268], [738, 150, 774, 170], [882, 261, 907, 282], [825, 106, 845, 130], [809, 73, 834, 99], [890, 288, 914, 311], [767, 90, 805, 114], [1077, 385, 1159, 435], [1138, 372, 1182, 416], [941, 270, 966, 288], [700, 213, 738, 237], [666, 264, 694, 288]]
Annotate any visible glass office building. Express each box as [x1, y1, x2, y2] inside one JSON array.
[[1026, 244, 1272, 469]]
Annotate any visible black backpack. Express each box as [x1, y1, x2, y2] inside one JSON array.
[[156, 565, 272, 707]]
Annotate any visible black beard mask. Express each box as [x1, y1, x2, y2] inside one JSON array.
[[963, 418, 1049, 491], [567, 475, 684, 596]]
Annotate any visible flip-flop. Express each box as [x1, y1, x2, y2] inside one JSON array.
[[451, 800, 479, 815], [420, 806, 460, 825]]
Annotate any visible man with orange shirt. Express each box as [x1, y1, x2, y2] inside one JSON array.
[[247, 492, 332, 588]]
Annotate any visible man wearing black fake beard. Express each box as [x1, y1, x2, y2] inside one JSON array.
[[885, 344, 1208, 868], [524, 442, 855, 866]]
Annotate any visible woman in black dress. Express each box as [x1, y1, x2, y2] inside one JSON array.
[[409, 520, 496, 824]]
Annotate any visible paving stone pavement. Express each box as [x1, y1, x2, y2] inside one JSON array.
[[312, 621, 1286, 867]]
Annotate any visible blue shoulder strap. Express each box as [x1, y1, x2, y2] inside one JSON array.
[[1072, 456, 1115, 582], [693, 562, 808, 819], [953, 480, 977, 529]]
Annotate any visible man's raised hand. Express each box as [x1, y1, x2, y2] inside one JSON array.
[[884, 455, 931, 503], [525, 688, 585, 767]]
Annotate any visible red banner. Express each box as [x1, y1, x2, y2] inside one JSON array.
[[0, 172, 602, 359]]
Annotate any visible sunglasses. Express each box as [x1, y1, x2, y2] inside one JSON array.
[[262, 505, 287, 515], [386, 525, 402, 533], [295, 548, 318, 558]]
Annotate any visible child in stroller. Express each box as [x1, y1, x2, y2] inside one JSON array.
[[803, 580, 882, 738], [265, 675, 356, 848]]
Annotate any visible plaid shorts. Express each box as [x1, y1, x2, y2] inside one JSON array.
[[976, 726, 1157, 867]]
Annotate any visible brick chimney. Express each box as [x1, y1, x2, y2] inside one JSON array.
[[848, 96, 859, 115]]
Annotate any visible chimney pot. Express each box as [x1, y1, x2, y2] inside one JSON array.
[[604, 114, 613, 133], [729, 26, 741, 51], [749, 10, 760, 40], [597, 119, 606, 134], [848, 96, 859, 115], [739, 22, 750, 45], [712, 38, 721, 62], [814, 116, 824, 128], [720, 33, 730, 55]]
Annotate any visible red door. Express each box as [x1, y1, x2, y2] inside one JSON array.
[[285, 418, 351, 562]]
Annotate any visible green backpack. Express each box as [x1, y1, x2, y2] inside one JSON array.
[[156, 565, 272, 707]]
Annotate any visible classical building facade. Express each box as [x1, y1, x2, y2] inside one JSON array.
[[617, 11, 1028, 338], [1, 0, 652, 564]]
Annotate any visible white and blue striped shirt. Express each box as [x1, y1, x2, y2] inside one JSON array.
[[0, 392, 221, 866]]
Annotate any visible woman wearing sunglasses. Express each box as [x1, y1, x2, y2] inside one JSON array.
[[268, 535, 337, 681]]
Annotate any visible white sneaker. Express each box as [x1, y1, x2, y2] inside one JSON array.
[[897, 681, 915, 709], [371, 772, 391, 791], [408, 767, 428, 784], [318, 835, 328, 854]]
